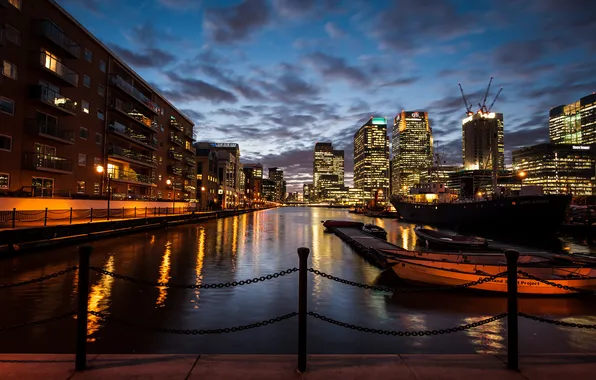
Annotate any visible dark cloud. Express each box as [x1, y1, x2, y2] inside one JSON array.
[[303, 52, 368, 86], [257, 73, 321, 103], [324, 22, 345, 38], [163, 72, 238, 104], [493, 40, 553, 67], [273, 0, 316, 16], [381, 77, 420, 87], [214, 108, 254, 119], [109, 45, 176, 69], [158, 0, 198, 9], [199, 64, 269, 101], [180, 109, 206, 123], [507, 127, 548, 151], [204, 0, 271, 44]]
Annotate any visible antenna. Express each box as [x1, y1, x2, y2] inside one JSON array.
[[487, 88, 503, 113], [458, 83, 473, 115]]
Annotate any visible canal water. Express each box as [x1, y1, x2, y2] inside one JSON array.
[[1, 207, 596, 354]]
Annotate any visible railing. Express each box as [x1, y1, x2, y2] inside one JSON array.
[[169, 134, 183, 146], [40, 20, 81, 58], [170, 119, 183, 131], [183, 126, 194, 139], [183, 170, 195, 180], [108, 145, 157, 166], [168, 165, 183, 176], [110, 99, 155, 129], [28, 153, 72, 173], [109, 169, 155, 185], [3, 248, 592, 373], [40, 52, 78, 86], [168, 149, 183, 161], [36, 85, 77, 114], [33, 119, 75, 143], [109, 121, 157, 149], [110, 75, 162, 115], [184, 156, 196, 166]]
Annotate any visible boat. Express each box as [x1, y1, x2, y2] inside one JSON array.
[[414, 225, 488, 250], [321, 220, 364, 229], [348, 207, 357, 213], [362, 224, 387, 240], [391, 259, 596, 295], [377, 247, 551, 265]]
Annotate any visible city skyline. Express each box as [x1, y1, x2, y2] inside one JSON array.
[[56, 0, 596, 191]]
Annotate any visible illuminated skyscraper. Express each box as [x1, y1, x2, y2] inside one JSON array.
[[268, 167, 284, 202], [549, 93, 596, 144], [462, 112, 504, 171], [391, 111, 433, 195], [354, 117, 390, 201], [313, 142, 344, 200]]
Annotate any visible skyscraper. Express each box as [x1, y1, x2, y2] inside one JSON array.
[[268, 167, 284, 202], [391, 111, 433, 195], [462, 112, 504, 171], [549, 93, 596, 144], [313, 142, 344, 200], [354, 117, 390, 201]]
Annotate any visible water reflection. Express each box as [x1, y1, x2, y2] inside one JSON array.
[[192, 228, 206, 309], [463, 316, 505, 354], [155, 241, 172, 308], [559, 316, 596, 351], [86, 255, 115, 342]]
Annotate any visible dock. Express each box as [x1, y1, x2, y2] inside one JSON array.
[[332, 227, 401, 268]]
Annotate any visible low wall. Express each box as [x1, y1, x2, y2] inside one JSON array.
[[0, 198, 196, 211]]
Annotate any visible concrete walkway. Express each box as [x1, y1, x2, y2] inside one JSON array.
[[1, 354, 596, 380]]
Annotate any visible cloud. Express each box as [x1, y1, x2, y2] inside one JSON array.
[[109, 45, 176, 68], [381, 77, 420, 87], [203, 0, 271, 44], [163, 72, 238, 104], [158, 0, 199, 9], [198, 64, 269, 101], [325, 22, 345, 38], [273, 0, 316, 16], [180, 109, 206, 123], [303, 52, 368, 86]]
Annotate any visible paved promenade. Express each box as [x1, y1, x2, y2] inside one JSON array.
[[1, 354, 596, 380]]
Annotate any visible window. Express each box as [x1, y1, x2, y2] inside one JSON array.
[[93, 183, 100, 195], [98, 85, 105, 96], [0, 173, 9, 189], [99, 60, 106, 72], [97, 110, 104, 120], [0, 135, 12, 151], [8, 0, 21, 10], [95, 133, 102, 144], [83, 75, 91, 88], [79, 127, 88, 139], [5, 25, 20, 45], [84, 49, 93, 62], [82, 100, 90, 114], [0, 98, 14, 115], [94, 157, 101, 166], [78, 153, 87, 166], [77, 181, 86, 194], [2, 61, 17, 80]]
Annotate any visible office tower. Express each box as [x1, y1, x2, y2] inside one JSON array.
[[303, 183, 313, 203], [549, 94, 596, 144], [268, 167, 284, 202], [0, 0, 195, 200], [195, 146, 219, 208], [391, 111, 433, 195], [243, 163, 263, 205], [313, 142, 344, 200], [462, 112, 504, 171], [353, 117, 390, 201]]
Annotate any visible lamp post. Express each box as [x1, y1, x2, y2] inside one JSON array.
[[166, 179, 175, 213], [96, 165, 111, 220], [201, 186, 206, 210]]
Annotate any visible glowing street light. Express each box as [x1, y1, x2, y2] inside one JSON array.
[[166, 179, 175, 212], [96, 165, 112, 220]]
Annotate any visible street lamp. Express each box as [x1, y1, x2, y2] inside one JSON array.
[[166, 179, 175, 213], [96, 165, 111, 220], [200, 186, 206, 210]]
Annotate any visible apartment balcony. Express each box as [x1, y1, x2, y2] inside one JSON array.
[[110, 98, 158, 131], [30, 119, 75, 144], [168, 165, 183, 176], [109, 121, 158, 151], [184, 185, 196, 193], [183, 126, 194, 139], [170, 118, 183, 132], [183, 170, 195, 180], [108, 169, 156, 186], [27, 154, 73, 174], [108, 145, 157, 168], [40, 52, 78, 86], [39, 20, 81, 59], [168, 149, 183, 161], [169, 134, 183, 147], [184, 156, 196, 166], [31, 85, 77, 115], [110, 75, 162, 115]]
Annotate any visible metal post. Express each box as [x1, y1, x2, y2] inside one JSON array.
[[75, 246, 93, 371], [44, 208, 48, 226], [145, 207, 147, 218], [154, 207, 157, 216], [106, 175, 111, 221], [122, 207, 125, 219], [506, 249, 519, 371], [70, 207, 73, 224], [297, 247, 310, 373], [90, 208, 93, 222], [134, 207, 137, 218], [12, 208, 16, 228]]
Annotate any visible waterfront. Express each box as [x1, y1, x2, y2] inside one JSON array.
[[1, 207, 596, 355]]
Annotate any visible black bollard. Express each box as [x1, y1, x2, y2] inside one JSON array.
[[505, 249, 519, 371], [44, 208, 48, 226], [69, 207, 73, 224], [297, 247, 310, 373], [76, 246, 93, 371]]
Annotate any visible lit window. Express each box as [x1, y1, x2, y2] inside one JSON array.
[[77, 181, 86, 194], [79, 127, 88, 139], [82, 100, 90, 114], [0, 173, 9, 189], [84, 49, 93, 62], [98, 85, 105, 96], [97, 109, 104, 120], [99, 60, 106, 72], [0, 97, 15, 115], [83, 75, 91, 88], [93, 183, 100, 195], [5, 25, 20, 45], [78, 153, 87, 166], [94, 157, 101, 166], [0, 135, 12, 151], [8, 0, 21, 10], [2, 61, 17, 80]]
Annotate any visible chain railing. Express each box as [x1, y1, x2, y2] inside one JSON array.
[[2, 246, 596, 374]]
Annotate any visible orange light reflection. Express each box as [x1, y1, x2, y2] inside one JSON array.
[[155, 241, 172, 308]]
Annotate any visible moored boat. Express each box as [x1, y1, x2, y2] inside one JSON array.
[[362, 224, 387, 240], [321, 220, 365, 229], [414, 225, 487, 250], [377, 248, 550, 265], [391, 259, 596, 295]]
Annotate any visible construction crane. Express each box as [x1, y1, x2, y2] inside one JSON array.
[[458, 83, 473, 116], [487, 88, 502, 113], [478, 77, 493, 113]]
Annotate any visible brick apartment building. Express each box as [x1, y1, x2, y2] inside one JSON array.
[[0, 0, 196, 201]]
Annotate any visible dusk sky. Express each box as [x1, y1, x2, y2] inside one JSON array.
[[57, 0, 596, 191]]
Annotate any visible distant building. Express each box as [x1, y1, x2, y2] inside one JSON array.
[[391, 111, 433, 195], [354, 117, 390, 201], [262, 178, 276, 202], [462, 112, 504, 171], [549, 93, 596, 145], [268, 167, 284, 202], [303, 183, 313, 203], [313, 142, 344, 200], [196, 142, 242, 207], [243, 163, 263, 206], [512, 143, 595, 195], [446, 169, 521, 198], [195, 146, 219, 208]]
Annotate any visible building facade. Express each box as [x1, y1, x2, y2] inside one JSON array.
[[195, 147, 219, 208], [313, 142, 344, 200], [302, 183, 313, 203], [549, 93, 596, 145], [242, 163, 263, 207], [0, 0, 195, 200], [462, 112, 504, 171], [353, 117, 390, 201], [391, 111, 433, 195], [512, 143, 594, 196], [268, 167, 284, 202], [262, 178, 276, 202]]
